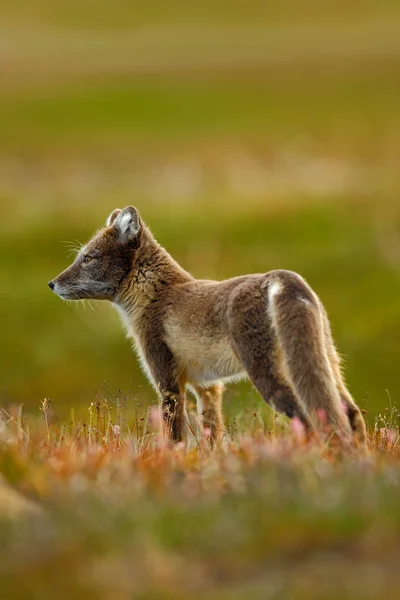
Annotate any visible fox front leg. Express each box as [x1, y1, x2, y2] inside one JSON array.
[[159, 387, 185, 442], [142, 328, 185, 442]]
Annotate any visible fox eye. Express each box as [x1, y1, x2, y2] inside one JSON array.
[[82, 255, 93, 264]]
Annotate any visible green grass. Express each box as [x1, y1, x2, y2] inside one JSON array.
[[1, 71, 399, 155], [2, 0, 400, 29]]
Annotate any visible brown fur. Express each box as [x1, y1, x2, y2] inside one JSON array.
[[49, 206, 367, 448]]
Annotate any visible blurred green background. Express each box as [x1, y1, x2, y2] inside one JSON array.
[[0, 1, 399, 423]]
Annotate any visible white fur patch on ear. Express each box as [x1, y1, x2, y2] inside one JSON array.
[[106, 208, 121, 228], [120, 211, 138, 235], [114, 206, 141, 242]]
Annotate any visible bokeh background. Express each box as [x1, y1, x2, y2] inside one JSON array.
[[1, 1, 399, 424]]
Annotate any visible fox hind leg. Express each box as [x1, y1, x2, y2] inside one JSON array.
[[228, 274, 353, 443], [227, 282, 311, 430], [266, 274, 353, 442]]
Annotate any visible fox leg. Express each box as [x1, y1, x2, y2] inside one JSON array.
[[143, 332, 185, 442], [227, 281, 311, 429], [160, 387, 185, 442], [227, 274, 352, 442], [270, 383, 312, 429], [264, 274, 353, 441], [193, 383, 225, 443]]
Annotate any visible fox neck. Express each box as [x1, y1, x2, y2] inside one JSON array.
[[115, 227, 192, 318]]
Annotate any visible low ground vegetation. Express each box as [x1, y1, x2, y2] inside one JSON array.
[[0, 401, 399, 599]]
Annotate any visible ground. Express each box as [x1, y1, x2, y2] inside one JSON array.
[[0, 402, 399, 599]]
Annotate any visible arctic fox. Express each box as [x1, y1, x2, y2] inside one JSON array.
[[49, 206, 366, 447]]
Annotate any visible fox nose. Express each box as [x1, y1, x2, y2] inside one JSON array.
[[48, 281, 55, 290]]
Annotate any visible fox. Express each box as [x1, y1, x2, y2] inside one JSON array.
[[49, 206, 367, 448]]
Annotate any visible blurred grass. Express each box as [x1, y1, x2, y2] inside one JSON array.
[[0, 407, 400, 599], [2, 0, 400, 29], [0, 0, 399, 422], [1, 71, 399, 153]]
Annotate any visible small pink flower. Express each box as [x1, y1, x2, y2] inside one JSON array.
[[317, 409, 327, 426], [149, 406, 163, 429], [291, 417, 306, 442], [203, 427, 212, 439]]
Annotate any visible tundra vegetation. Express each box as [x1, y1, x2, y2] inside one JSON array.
[[0, 403, 400, 599], [0, 1, 399, 598]]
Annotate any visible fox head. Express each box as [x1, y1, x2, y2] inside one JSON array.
[[49, 206, 143, 302]]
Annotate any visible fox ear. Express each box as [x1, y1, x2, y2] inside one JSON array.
[[106, 208, 122, 228], [112, 206, 142, 243]]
